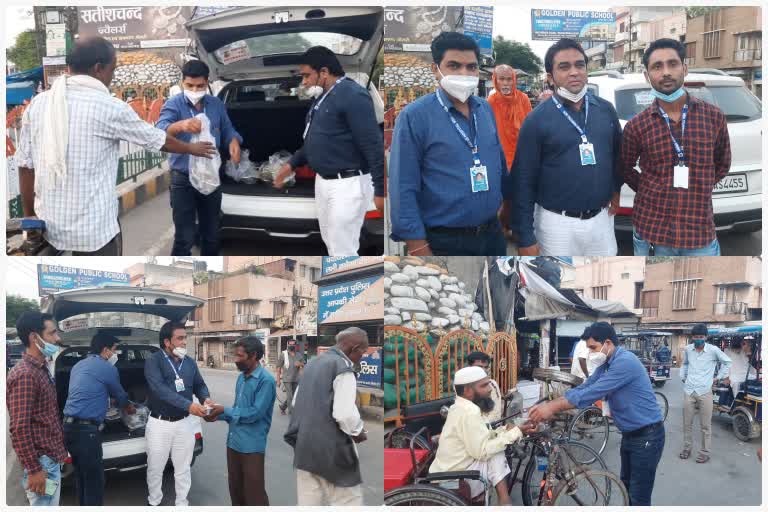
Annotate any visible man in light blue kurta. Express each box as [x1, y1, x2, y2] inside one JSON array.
[[680, 323, 731, 463]]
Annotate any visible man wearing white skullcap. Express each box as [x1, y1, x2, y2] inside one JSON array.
[[429, 366, 536, 504]]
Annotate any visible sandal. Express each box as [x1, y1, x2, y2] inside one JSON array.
[[696, 454, 710, 464], [679, 449, 691, 459]]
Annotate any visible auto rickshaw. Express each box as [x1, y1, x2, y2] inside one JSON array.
[[709, 325, 762, 442], [619, 331, 673, 387]]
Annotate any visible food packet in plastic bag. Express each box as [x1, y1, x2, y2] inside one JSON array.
[[224, 148, 259, 183], [258, 150, 295, 187], [121, 403, 150, 431], [189, 113, 221, 195]]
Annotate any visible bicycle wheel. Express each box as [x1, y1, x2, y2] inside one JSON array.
[[550, 469, 629, 506], [387, 429, 431, 450], [520, 441, 606, 506], [654, 392, 669, 422], [384, 484, 469, 506], [567, 407, 609, 456]]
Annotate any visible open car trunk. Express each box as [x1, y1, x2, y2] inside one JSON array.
[[221, 94, 316, 198], [55, 334, 160, 442]]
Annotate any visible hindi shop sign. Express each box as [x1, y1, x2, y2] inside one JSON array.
[[384, 6, 463, 52], [321, 256, 382, 277], [77, 6, 193, 49], [318, 275, 384, 324], [38, 264, 130, 296], [531, 9, 616, 42]]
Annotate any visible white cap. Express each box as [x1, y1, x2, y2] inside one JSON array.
[[454, 366, 488, 386]]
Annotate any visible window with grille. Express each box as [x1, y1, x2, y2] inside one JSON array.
[[642, 290, 660, 316], [685, 42, 697, 65], [703, 10, 724, 58], [672, 280, 698, 310], [592, 286, 608, 301], [207, 277, 224, 322], [717, 286, 728, 303], [274, 301, 287, 318]]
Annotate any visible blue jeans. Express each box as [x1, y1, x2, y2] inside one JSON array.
[[64, 422, 104, 505], [426, 220, 507, 256], [620, 423, 665, 506], [170, 170, 222, 256], [22, 455, 62, 506], [632, 229, 720, 256]]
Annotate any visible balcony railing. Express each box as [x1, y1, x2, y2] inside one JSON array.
[[233, 314, 260, 325], [734, 49, 762, 62], [643, 307, 659, 318], [615, 32, 629, 43], [713, 302, 748, 315]]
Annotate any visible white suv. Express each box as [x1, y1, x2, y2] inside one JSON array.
[[587, 71, 762, 236]]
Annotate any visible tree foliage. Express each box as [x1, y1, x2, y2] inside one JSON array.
[[6, 295, 40, 329], [493, 36, 542, 75], [7, 30, 41, 71]]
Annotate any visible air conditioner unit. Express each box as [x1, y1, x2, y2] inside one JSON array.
[[299, 298, 308, 308]]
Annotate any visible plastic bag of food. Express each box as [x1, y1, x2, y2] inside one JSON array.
[[121, 403, 150, 431], [224, 148, 259, 183], [188, 113, 221, 195], [257, 150, 295, 186]]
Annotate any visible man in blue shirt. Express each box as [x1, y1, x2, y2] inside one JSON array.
[[680, 324, 731, 464], [63, 334, 136, 505], [529, 322, 664, 506], [207, 336, 276, 505], [273, 46, 385, 256], [389, 32, 512, 256], [144, 321, 213, 506], [514, 38, 623, 256], [157, 60, 243, 256]]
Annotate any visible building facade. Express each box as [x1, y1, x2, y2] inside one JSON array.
[[561, 256, 646, 316]]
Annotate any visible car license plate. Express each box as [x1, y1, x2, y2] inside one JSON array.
[[714, 174, 748, 194]]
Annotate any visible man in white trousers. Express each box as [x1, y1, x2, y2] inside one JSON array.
[[273, 46, 384, 256], [144, 321, 214, 506], [284, 327, 370, 505]]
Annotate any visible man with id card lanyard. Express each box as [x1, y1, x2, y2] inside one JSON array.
[[389, 32, 512, 255], [144, 321, 215, 506], [514, 38, 623, 257], [620, 38, 731, 256]]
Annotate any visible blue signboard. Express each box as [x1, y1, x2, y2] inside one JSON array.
[[359, 347, 382, 387], [463, 6, 493, 57], [531, 9, 616, 42], [38, 264, 130, 296], [318, 274, 383, 324]]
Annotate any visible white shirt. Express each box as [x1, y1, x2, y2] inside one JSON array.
[[724, 348, 757, 384], [570, 339, 591, 380], [16, 85, 167, 251]]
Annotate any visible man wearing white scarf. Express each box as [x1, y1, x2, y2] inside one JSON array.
[[16, 37, 217, 253]]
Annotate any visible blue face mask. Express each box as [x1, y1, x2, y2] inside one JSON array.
[[36, 335, 61, 359], [650, 86, 685, 103], [693, 339, 706, 348]]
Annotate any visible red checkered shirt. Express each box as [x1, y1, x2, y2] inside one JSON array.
[[7, 352, 67, 473], [620, 95, 731, 248]]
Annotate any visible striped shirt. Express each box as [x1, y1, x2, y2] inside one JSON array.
[[16, 84, 167, 252]]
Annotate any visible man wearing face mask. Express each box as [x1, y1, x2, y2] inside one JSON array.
[[514, 38, 623, 256], [157, 59, 243, 256], [7, 312, 67, 506], [277, 340, 303, 415], [620, 38, 731, 256], [389, 32, 512, 256], [206, 336, 276, 505], [273, 46, 385, 256], [529, 322, 664, 506], [430, 366, 536, 505], [62, 334, 136, 505], [680, 324, 731, 464], [16, 37, 217, 255], [144, 321, 214, 506], [488, 64, 532, 242]]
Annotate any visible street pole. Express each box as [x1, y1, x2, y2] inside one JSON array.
[[628, 13, 633, 72]]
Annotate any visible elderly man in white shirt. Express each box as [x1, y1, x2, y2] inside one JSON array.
[[430, 366, 537, 505], [724, 337, 757, 398], [16, 36, 216, 254]]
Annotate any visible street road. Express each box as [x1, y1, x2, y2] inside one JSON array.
[[6, 368, 384, 506]]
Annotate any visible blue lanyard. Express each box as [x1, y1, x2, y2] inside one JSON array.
[[164, 352, 184, 378], [187, 98, 206, 119], [435, 89, 480, 164], [658, 103, 688, 164], [551, 94, 589, 144]]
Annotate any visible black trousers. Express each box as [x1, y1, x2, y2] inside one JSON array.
[[63, 422, 104, 505]]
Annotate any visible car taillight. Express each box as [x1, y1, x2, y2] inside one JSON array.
[[65, 456, 73, 464], [617, 207, 633, 216], [194, 432, 202, 440], [365, 210, 382, 220]]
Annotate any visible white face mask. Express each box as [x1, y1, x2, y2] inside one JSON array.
[[304, 85, 324, 99], [184, 89, 206, 105], [438, 68, 479, 104], [172, 347, 187, 358], [556, 84, 587, 103], [108, 353, 118, 366], [588, 343, 610, 369]]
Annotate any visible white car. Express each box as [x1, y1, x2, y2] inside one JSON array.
[[43, 287, 205, 478], [587, 71, 762, 236], [185, 7, 385, 253]]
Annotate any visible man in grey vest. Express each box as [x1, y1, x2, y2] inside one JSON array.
[[284, 327, 369, 505], [277, 340, 303, 415]]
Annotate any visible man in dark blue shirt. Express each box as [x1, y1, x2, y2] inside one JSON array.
[[207, 336, 276, 505], [514, 38, 622, 257], [157, 60, 243, 257], [144, 321, 212, 506], [389, 32, 512, 256], [63, 334, 136, 505], [529, 322, 664, 506], [273, 46, 385, 256]]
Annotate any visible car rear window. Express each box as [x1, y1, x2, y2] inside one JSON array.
[[215, 32, 363, 64], [614, 85, 762, 122]]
